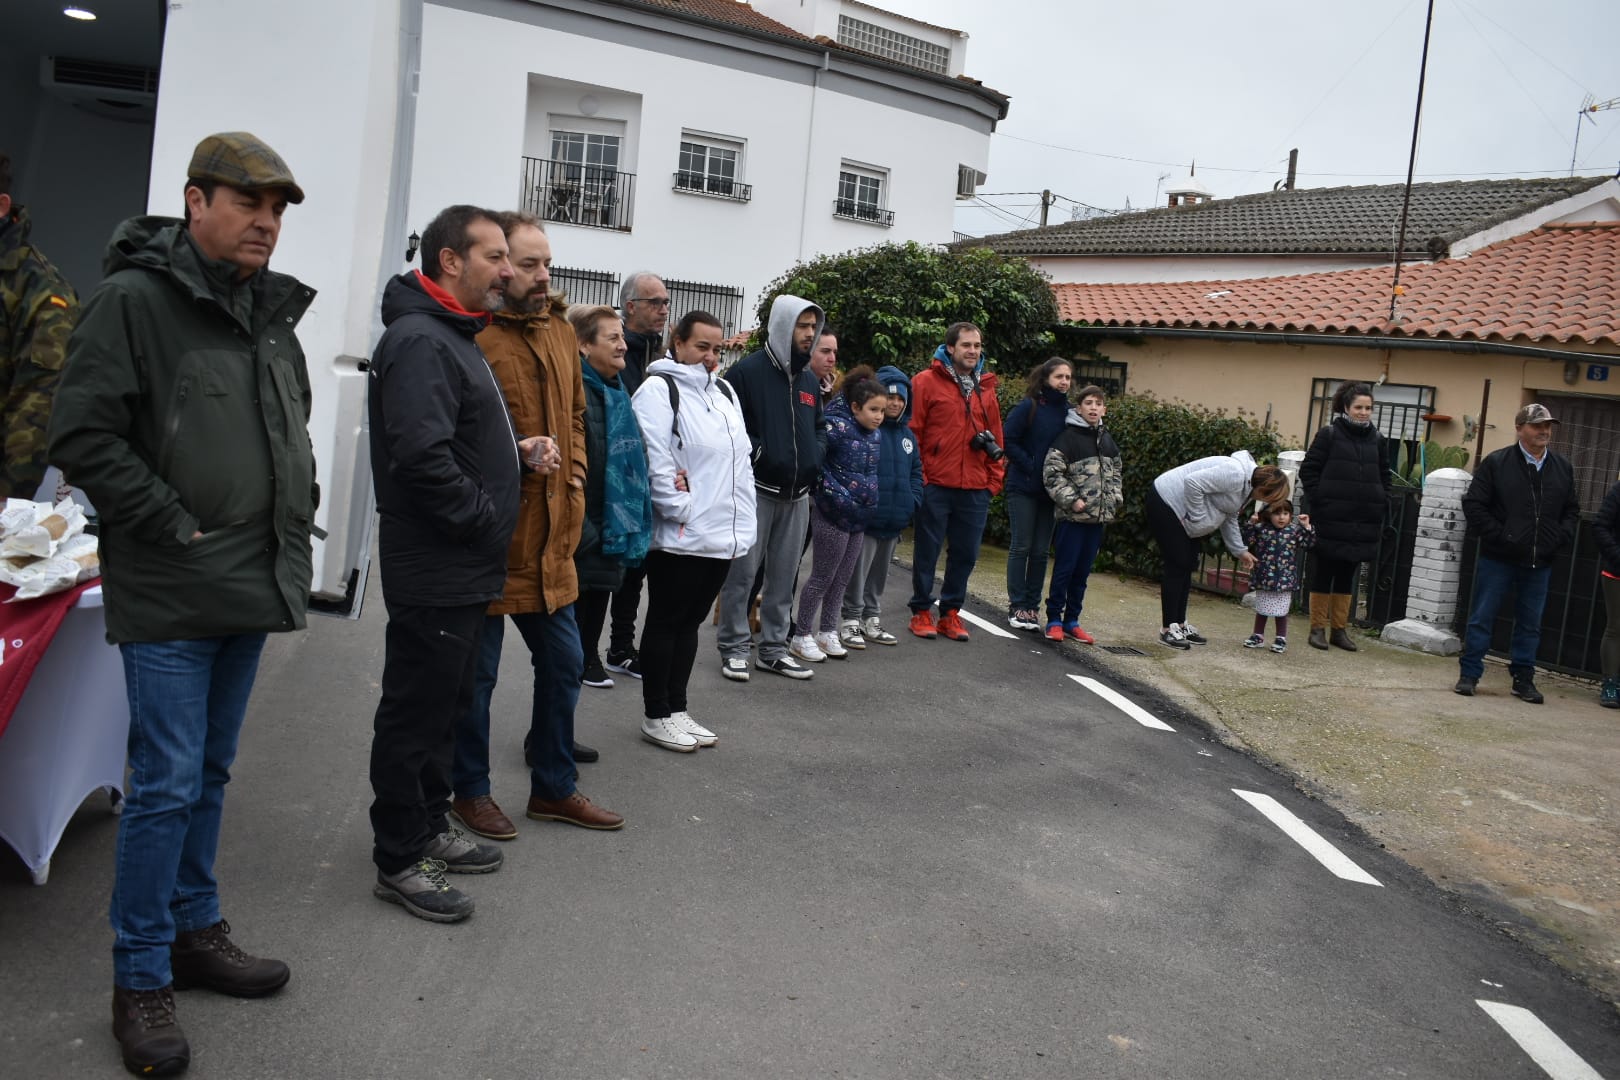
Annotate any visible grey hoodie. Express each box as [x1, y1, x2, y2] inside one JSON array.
[[1153, 449, 1260, 555]]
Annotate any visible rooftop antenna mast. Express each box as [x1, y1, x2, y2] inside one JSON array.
[[1389, 0, 1437, 322], [1570, 94, 1620, 175]]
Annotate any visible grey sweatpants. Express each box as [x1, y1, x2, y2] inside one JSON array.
[[718, 491, 810, 662], [841, 533, 900, 623]]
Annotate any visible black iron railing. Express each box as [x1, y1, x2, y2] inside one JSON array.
[[666, 277, 746, 340], [521, 157, 635, 232], [673, 172, 752, 202], [833, 198, 894, 227], [550, 266, 621, 308]]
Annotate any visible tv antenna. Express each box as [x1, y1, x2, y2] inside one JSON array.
[[1570, 94, 1619, 175]]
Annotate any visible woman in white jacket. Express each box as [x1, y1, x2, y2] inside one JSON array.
[[631, 311, 757, 751], [1146, 450, 1288, 650]]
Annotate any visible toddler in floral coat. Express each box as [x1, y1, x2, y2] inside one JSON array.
[[1240, 500, 1315, 653]]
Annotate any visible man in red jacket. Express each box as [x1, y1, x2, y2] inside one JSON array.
[[907, 322, 1005, 641]]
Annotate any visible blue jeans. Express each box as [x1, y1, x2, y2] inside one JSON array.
[[1047, 522, 1105, 626], [1459, 555, 1552, 681], [910, 485, 991, 614], [454, 608, 582, 802], [112, 634, 266, 990], [1004, 491, 1056, 611]]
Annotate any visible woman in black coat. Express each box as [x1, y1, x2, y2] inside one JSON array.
[[1298, 381, 1390, 651], [1595, 479, 1620, 708]]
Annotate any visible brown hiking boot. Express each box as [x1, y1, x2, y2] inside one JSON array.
[[112, 984, 190, 1077], [170, 920, 290, 998], [451, 795, 518, 840]]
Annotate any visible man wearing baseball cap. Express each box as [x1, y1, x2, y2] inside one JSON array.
[[1455, 402, 1579, 704], [50, 131, 316, 1076]]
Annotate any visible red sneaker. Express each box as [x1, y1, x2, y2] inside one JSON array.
[[937, 609, 970, 641], [1044, 623, 1064, 642], [908, 610, 938, 639], [1066, 625, 1095, 644]]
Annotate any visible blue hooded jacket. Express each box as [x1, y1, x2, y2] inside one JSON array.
[[868, 365, 924, 539], [1002, 384, 1070, 497]]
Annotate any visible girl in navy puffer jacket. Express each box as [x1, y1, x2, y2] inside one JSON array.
[[792, 368, 885, 662], [1002, 358, 1075, 630]]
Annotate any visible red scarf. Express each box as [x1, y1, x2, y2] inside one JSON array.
[[413, 269, 491, 325]]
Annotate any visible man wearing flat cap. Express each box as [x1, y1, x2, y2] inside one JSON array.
[[50, 131, 318, 1077], [1455, 402, 1579, 704]]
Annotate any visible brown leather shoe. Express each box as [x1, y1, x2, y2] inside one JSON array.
[[112, 984, 190, 1076], [526, 791, 624, 830], [452, 795, 518, 840], [171, 920, 289, 998]]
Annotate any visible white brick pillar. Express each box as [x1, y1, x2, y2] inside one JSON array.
[[1381, 466, 1471, 655]]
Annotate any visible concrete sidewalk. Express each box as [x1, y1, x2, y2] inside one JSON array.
[[898, 536, 1620, 1009]]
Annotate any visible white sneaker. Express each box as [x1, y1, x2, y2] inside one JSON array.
[[862, 617, 898, 645], [815, 631, 848, 659], [641, 716, 698, 752], [720, 656, 751, 682], [838, 620, 867, 649], [671, 710, 718, 747], [789, 633, 826, 662]]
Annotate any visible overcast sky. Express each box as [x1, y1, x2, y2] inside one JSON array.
[[873, 0, 1620, 238]]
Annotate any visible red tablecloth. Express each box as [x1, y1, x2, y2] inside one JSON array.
[[0, 578, 102, 740]]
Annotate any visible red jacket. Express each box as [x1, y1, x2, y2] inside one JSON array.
[[909, 356, 1005, 494]]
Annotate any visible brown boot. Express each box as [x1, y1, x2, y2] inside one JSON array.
[[112, 984, 190, 1076], [452, 795, 518, 840], [1329, 594, 1358, 651], [170, 920, 290, 998], [1307, 592, 1331, 650]]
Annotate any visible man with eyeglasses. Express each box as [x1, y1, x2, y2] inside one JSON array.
[[600, 271, 669, 681]]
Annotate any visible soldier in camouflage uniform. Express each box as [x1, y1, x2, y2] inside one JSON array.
[[1040, 384, 1123, 641], [0, 152, 78, 501]]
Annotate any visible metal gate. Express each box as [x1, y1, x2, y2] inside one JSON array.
[[550, 266, 620, 308], [1455, 518, 1606, 678]]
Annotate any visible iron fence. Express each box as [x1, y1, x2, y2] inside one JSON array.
[[1455, 516, 1606, 679], [520, 156, 635, 232], [832, 199, 895, 227], [673, 172, 752, 202], [550, 266, 620, 308], [666, 278, 746, 340]]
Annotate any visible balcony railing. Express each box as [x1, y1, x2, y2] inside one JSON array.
[[832, 198, 894, 227], [673, 171, 752, 202], [521, 156, 635, 232]]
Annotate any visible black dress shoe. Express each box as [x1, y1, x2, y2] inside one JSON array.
[[572, 741, 599, 763], [112, 985, 190, 1077]]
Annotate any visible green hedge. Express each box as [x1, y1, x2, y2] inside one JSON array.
[[983, 391, 1280, 577]]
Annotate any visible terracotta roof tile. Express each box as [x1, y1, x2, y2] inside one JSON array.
[[966, 177, 1610, 258], [1052, 223, 1620, 347]]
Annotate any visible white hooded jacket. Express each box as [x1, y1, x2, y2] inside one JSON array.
[[632, 357, 757, 559]]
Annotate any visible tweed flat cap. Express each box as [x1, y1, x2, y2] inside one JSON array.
[[1513, 403, 1559, 425], [187, 132, 305, 204]]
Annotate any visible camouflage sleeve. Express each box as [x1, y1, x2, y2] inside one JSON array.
[[1042, 445, 1077, 506], [2, 265, 77, 500]]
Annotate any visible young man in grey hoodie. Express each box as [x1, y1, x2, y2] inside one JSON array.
[[715, 295, 826, 680]]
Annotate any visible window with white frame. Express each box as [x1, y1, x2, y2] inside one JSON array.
[[834, 163, 893, 226], [675, 133, 749, 201], [550, 129, 621, 179]]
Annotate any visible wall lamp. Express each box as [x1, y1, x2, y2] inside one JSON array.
[[405, 231, 420, 262]]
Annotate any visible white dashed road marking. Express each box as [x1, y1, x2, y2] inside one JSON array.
[[957, 609, 1018, 639], [1232, 789, 1382, 886], [1476, 1001, 1605, 1080], [1067, 674, 1175, 731]]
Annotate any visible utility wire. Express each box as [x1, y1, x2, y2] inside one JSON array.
[[1451, 1, 1571, 147], [1452, 0, 1595, 96]]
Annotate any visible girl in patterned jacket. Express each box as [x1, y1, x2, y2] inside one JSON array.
[[1240, 500, 1316, 653], [791, 367, 886, 662]]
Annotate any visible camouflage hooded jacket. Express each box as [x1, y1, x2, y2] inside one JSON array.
[[1042, 410, 1122, 525], [0, 208, 77, 500]]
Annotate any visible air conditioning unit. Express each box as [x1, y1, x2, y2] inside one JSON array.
[[40, 56, 159, 122], [956, 164, 986, 200]]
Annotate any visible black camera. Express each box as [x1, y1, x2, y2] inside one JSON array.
[[970, 429, 1004, 461]]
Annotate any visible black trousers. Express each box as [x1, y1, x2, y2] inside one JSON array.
[[639, 551, 732, 720], [1146, 486, 1201, 628], [1311, 554, 1358, 594], [576, 587, 612, 664], [369, 599, 486, 875], [608, 563, 646, 658]]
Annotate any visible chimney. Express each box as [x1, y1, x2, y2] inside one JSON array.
[[1285, 149, 1298, 191]]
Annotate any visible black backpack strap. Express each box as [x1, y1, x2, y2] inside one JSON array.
[[654, 371, 682, 449]]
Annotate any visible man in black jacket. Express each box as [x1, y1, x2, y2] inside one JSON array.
[[1456, 403, 1579, 704], [715, 294, 825, 681], [600, 269, 668, 680], [366, 204, 554, 923]]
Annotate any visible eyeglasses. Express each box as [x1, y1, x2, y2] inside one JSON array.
[[630, 297, 671, 308]]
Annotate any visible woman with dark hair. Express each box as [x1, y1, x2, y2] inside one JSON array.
[[1147, 452, 1288, 650], [1299, 381, 1390, 651], [1001, 357, 1074, 631], [569, 304, 652, 690], [630, 311, 755, 752]]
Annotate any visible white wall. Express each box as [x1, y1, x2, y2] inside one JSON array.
[[411, 3, 989, 325]]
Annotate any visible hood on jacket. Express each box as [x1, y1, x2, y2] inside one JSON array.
[[932, 342, 989, 378], [876, 364, 913, 423], [101, 215, 295, 319], [380, 270, 490, 334], [1231, 448, 1258, 473], [765, 294, 822, 377], [1064, 409, 1097, 430]]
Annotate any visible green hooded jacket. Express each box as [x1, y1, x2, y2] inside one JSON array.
[[47, 216, 319, 643]]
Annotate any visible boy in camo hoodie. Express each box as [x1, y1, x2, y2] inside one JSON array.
[[1041, 385, 1122, 643]]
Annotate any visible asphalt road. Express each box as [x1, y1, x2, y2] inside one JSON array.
[[4, 568, 1619, 1079]]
